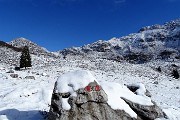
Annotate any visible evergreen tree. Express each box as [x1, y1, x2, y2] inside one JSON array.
[[20, 46, 32, 69]]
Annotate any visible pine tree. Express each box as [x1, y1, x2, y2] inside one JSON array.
[[20, 46, 32, 69]]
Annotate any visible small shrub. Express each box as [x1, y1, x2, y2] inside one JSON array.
[[14, 67, 20, 71], [156, 66, 161, 72], [172, 69, 179, 79]]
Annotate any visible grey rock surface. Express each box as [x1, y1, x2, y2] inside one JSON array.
[[121, 98, 164, 120], [24, 76, 35, 80], [10, 74, 18, 78]]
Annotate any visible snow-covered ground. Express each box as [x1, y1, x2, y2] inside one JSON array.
[[0, 58, 180, 120]]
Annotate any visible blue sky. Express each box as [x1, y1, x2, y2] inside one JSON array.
[[0, 0, 180, 51]]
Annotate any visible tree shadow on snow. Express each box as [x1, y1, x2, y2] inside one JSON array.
[[0, 109, 47, 120]]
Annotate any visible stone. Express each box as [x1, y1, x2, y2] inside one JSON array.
[[121, 98, 164, 120], [10, 74, 18, 78], [126, 84, 151, 97], [14, 67, 20, 71], [153, 81, 158, 84], [24, 76, 35, 80], [6, 70, 14, 73], [145, 89, 152, 98]]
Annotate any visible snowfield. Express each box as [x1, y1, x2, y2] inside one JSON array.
[[0, 58, 180, 120]]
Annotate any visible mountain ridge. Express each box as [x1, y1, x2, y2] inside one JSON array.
[[0, 19, 180, 65], [9, 37, 58, 58], [58, 19, 180, 63], [9, 37, 49, 54]]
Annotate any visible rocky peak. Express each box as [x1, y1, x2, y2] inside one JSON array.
[[139, 19, 180, 32], [9, 37, 48, 54], [9, 37, 32, 48], [164, 19, 180, 30]]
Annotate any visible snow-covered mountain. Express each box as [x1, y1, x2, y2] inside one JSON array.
[[9, 37, 57, 58], [1, 19, 179, 65], [59, 19, 180, 63], [0, 38, 58, 67], [9, 37, 48, 53]]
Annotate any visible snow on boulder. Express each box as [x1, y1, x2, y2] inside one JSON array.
[[6, 70, 14, 73], [41, 72, 49, 77], [48, 70, 165, 120], [55, 70, 96, 94], [0, 67, 5, 71], [0, 115, 8, 120], [126, 83, 152, 97]]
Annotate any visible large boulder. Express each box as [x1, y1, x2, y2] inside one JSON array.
[[48, 81, 135, 120], [48, 70, 165, 120], [121, 98, 164, 120]]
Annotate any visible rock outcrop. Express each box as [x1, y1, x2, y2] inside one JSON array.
[[122, 98, 164, 120], [48, 71, 165, 120], [48, 81, 136, 120]]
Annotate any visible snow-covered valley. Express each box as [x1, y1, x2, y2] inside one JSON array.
[[0, 57, 180, 120]]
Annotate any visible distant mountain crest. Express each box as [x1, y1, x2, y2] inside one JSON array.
[[59, 19, 180, 63], [9, 37, 50, 55], [1, 19, 180, 65]]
